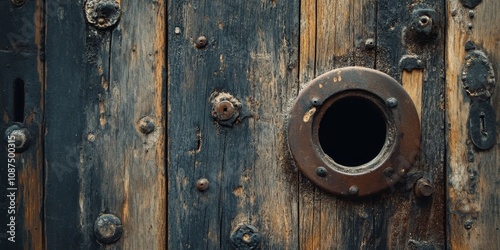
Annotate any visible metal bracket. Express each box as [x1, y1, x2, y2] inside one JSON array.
[[462, 41, 497, 150]]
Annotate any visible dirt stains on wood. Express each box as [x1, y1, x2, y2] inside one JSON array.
[[446, 0, 500, 249]]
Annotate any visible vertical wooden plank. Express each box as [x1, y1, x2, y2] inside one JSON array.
[[299, 0, 380, 249], [168, 0, 300, 248], [446, 1, 500, 249], [377, 0, 446, 248], [46, 1, 166, 249], [105, 1, 167, 249], [0, 0, 44, 249], [299, 0, 446, 248], [45, 0, 105, 248]]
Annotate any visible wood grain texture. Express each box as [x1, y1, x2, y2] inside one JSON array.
[[402, 70, 423, 121], [446, 0, 500, 249], [167, 0, 299, 248], [0, 0, 44, 249], [377, 1, 446, 248], [45, 1, 166, 249], [298, 0, 445, 249], [299, 1, 384, 249]]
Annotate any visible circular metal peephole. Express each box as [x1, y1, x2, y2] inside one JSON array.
[[315, 91, 394, 170], [288, 67, 420, 197]]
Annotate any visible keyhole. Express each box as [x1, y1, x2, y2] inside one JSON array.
[[480, 113, 488, 136], [13, 78, 25, 123]]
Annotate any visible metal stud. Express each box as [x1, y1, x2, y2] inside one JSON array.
[[94, 214, 123, 244], [5, 124, 31, 152], [137, 116, 156, 134], [196, 178, 209, 191], [85, 0, 121, 29]]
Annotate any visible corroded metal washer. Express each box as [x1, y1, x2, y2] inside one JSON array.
[[287, 67, 420, 197]]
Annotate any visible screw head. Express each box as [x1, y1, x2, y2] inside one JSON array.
[[365, 38, 376, 50], [415, 14, 433, 36], [210, 92, 241, 127], [213, 101, 235, 121], [311, 97, 322, 107], [316, 166, 327, 177], [349, 185, 359, 196], [137, 116, 156, 134], [5, 125, 31, 152], [418, 15, 432, 27], [230, 224, 262, 249], [195, 36, 208, 48], [94, 214, 123, 244], [386, 97, 398, 108], [196, 178, 209, 191]]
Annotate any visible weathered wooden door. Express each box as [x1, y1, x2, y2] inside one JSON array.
[[0, 0, 499, 249]]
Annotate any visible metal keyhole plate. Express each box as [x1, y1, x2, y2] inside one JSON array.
[[287, 67, 420, 197]]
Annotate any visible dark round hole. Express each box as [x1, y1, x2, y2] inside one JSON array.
[[319, 96, 387, 166]]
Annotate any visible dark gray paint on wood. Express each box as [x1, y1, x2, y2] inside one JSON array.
[[168, 0, 300, 249], [0, 0, 44, 249]]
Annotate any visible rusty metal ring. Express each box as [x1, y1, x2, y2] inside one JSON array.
[[288, 67, 420, 197]]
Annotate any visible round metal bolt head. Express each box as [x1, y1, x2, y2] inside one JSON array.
[[94, 214, 123, 244], [5, 125, 31, 152], [464, 220, 473, 230], [210, 92, 242, 127], [137, 116, 156, 134], [213, 101, 235, 121], [415, 178, 434, 197], [311, 97, 322, 107], [11, 0, 26, 6], [365, 38, 376, 49], [316, 166, 327, 177], [85, 0, 122, 29], [195, 36, 208, 48], [418, 15, 432, 27], [196, 178, 209, 191], [230, 224, 262, 249], [349, 185, 359, 196], [386, 97, 398, 108]]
